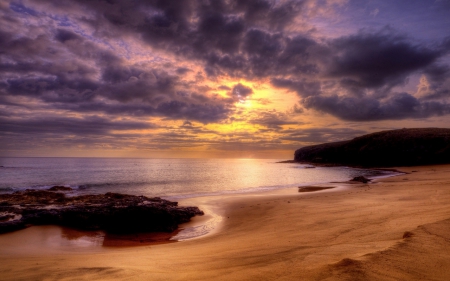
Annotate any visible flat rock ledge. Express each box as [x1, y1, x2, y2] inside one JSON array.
[[0, 188, 204, 234]]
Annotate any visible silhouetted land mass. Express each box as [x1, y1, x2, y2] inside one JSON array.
[[0, 187, 203, 234], [294, 128, 450, 167]]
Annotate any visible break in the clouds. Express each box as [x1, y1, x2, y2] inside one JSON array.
[[1, 0, 450, 156]]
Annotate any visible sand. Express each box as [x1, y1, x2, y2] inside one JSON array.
[[2, 165, 450, 280]]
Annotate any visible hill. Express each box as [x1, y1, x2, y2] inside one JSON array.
[[294, 128, 450, 167]]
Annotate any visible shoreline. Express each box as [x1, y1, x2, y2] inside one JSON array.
[[173, 167, 403, 241], [2, 165, 450, 280], [0, 166, 402, 248], [0, 164, 399, 245]]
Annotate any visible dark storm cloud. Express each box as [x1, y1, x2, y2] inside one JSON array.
[[250, 111, 298, 129], [155, 100, 231, 123], [273, 31, 450, 121], [233, 0, 304, 30], [0, 115, 156, 135], [302, 93, 450, 121], [69, 0, 279, 50], [327, 31, 441, 90], [54, 29, 81, 43], [424, 64, 450, 84], [176, 67, 191, 75], [0, 9, 234, 125], [1, 0, 450, 147], [42, 98, 231, 123], [271, 78, 322, 97], [44, 0, 316, 79], [202, 32, 318, 78], [230, 83, 253, 100]]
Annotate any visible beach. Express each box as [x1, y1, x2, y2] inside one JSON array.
[[1, 164, 450, 280]]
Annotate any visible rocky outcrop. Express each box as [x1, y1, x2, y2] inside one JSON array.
[[48, 185, 73, 191], [350, 176, 371, 183], [0, 188, 203, 234], [294, 128, 450, 167]]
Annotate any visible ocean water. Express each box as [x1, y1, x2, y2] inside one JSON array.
[[0, 157, 393, 199]]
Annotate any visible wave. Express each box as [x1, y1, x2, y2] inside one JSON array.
[[0, 180, 174, 194], [0, 184, 78, 194], [76, 180, 170, 189], [165, 169, 401, 200], [0, 167, 401, 197], [0, 187, 14, 193]]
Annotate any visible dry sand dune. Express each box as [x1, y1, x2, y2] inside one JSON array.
[[1, 165, 450, 280]]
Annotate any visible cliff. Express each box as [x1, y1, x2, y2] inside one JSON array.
[[294, 128, 450, 167]]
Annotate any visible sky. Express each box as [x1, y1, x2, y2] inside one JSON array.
[[0, 0, 450, 159]]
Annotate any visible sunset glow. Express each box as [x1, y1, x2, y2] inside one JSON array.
[[1, 0, 450, 158]]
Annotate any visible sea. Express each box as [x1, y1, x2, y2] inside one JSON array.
[[0, 157, 396, 199]]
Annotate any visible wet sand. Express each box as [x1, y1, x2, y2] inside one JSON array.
[[298, 185, 335, 192], [1, 165, 450, 280]]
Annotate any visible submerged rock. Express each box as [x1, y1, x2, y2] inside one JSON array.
[[350, 176, 371, 183], [0, 190, 203, 234], [48, 186, 73, 191]]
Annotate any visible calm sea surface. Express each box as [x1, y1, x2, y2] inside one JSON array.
[[0, 158, 393, 199]]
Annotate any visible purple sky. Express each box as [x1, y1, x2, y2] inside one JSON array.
[[1, 0, 449, 158]]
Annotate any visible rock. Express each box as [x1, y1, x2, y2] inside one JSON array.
[[48, 186, 73, 191], [403, 231, 414, 239], [294, 128, 450, 167], [350, 176, 371, 183], [0, 213, 15, 222], [0, 190, 203, 234], [0, 220, 26, 233]]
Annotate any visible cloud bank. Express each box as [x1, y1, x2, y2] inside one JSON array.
[[1, 0, 450, 155]]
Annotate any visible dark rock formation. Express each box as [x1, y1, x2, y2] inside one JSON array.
[[294, 128, 450, 167], [350, 176, 371, 183], [48, 185, 73, 191], [0, 189, 203, 234]]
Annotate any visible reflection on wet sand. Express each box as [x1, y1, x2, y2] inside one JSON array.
[[0, 225, 181, 255], [62, 227, 180, 247]]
